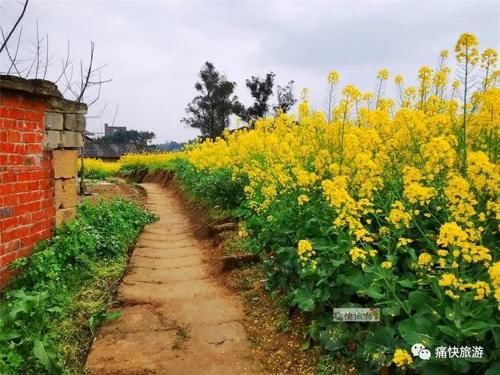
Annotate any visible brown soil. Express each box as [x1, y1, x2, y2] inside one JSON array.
[[85, 183, 265, 375], [80, 179, 147, 204]]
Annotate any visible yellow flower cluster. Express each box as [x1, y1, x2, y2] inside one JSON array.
[[120, 152, 181, 170], [83, 158, 121, 176], [119, 33, 499, 308], [418, 252, 433, 268], [349, 247, 367, 263], [439, 273, 460, 288], [297, 240, 316, 268], [297, 194, 310, 206], [488, 262, 500, 302], [388, 201, 412, 229], [392, 348, 413, 368]]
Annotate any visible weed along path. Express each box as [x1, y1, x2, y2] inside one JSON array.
[[86, 183, 265, 375]]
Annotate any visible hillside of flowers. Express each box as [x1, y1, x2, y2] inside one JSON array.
[[119, 33, 499, 374]]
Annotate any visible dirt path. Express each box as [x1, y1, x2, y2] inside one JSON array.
[[86, 183, 265, 375]]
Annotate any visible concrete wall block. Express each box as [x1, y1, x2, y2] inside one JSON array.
[[45, 112, 64, 130], [64, 113, 86, 132], [46, 97, 88, 114], [55, 178, 77, 209], [53, 149, 78, 178], [61, 131, 83, 148], [43, 130, 62, 149], [55, 207, 77, 227]]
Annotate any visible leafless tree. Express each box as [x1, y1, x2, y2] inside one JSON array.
[[0, 0, 29, 55], [1, 3, 112, 111], [1, 1, 113, 195]]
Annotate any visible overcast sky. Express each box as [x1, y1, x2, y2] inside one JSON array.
[[1, 0, 499, 142]]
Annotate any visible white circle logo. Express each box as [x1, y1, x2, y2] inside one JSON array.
[[411, 343, 432, 360]]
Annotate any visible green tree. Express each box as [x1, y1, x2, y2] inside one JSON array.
[[100, 130, 155, 151], [242, 72, 275, 125], [182, 62, 243, 140], [274, 80, 297, 114]]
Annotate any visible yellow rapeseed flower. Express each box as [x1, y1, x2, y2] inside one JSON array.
[[392, 349, 413, 367]]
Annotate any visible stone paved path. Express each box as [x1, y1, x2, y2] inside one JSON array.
[[86, 183, 264, 375]]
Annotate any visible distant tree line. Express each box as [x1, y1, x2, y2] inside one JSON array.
[[97, 129, 156, 152], [182, 62, 297, 139], [96, 131, 188, 153]]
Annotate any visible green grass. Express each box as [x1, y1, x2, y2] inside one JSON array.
[[0, 199, 155, 374]]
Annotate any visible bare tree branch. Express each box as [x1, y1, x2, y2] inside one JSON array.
[[42, 33, 49, 79], [87, 101, 107, 119], [0, 26, 22, 76], [76, 41, 94, 102], [54, 40, 71, 84], [0, 0, 29, 55]]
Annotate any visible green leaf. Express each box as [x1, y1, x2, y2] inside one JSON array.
[[461, 320, 494, 335], [398, 317, 435, 346], [365, 286, 384, 300], [408, 290, 438, 314], [485, 361, 500, 375], [0, 331, 21, 341], [364, 326, 396, 353], [33, 339, 52, 371], [397, 279, 415, 288], [382, 305, 401, 318], [292, 288, 315, 312], [104, 310, 122, 322], [438, 324, 459, 338]]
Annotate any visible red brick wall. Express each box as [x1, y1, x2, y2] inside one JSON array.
[[0, 91, 55, 288]]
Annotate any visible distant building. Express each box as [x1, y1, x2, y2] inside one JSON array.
[[82, 140, 137, 161], [104, 123, 127, 136]]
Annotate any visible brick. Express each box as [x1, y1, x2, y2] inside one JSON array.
[[46, 97, 87, 114], [31, 209, 45, 222], [40, 197, 54, 209], [19, 213, 32, 226], [55, 207, 76, 226], [17, 246, 33, 258], [55, 178, 77, 209], [0, 142, 15, 153], [0, 183, 14, 195], [23, 154, 42, 166], [3, 226, 29, 242], [0, 252, 18, 268], [0, 118, 15, 130], [61, 131, 83, 148], [0, 207, 13, 219], [29, 221, 46, 234], [6, 130, 20, 142], [0, 216, 18, 232], [24, 110, 44, 122], [18, 170, 44, 182], [0, 172, 17, 183], [45, 112, 64, 130], [53, 150, 78, 178], [43, 130, 62, 149], [15, 201, 41, 215], [63, 113, 86, 132], [21, 131, 43, 143], [8, 154, 23, 164], [4, 240, 21, 253], [0, 95, 21, 107], [3, 194, 18, 206]]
